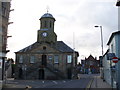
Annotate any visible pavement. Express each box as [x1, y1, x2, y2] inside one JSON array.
[[2, 80, 28, 89], [0, 80, 2, 90], [1, 78, 27, 89], [89, 75, 112, 89], [78, 74, 112, 89]]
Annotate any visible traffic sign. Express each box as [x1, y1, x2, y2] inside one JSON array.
[[112, 57, 118, 63]]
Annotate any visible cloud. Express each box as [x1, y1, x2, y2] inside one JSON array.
[[7, 0, 118, 61]]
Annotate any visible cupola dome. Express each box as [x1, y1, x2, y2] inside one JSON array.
[[41, 13, 55, 19]]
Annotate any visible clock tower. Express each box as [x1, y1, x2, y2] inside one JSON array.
[[37, 13, 57, 43]]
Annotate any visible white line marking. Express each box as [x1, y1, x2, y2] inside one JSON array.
[[53, 81, 58, 84]]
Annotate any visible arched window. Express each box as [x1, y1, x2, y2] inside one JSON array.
[[43, 46, 46, 50], [44, 21, 47, 27], [50, 21, 52, 28]]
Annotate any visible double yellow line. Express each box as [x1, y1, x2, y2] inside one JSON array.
[[86, 78, 94, 90]]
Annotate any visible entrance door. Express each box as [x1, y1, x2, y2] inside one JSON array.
[[42, 55, 47, 66], [19, 68, 23, 79], [67, 68, 72, 79], [39, 69, 44, 80]]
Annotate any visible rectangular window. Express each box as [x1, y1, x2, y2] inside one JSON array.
[[54, 55, 59, 64], [67, 55, 72, 63], [30, 56, 35, 63], [19, 56, 23, 63], [111, 44, 114, 53], [90, 61, 93, 65], [48, 55, 52, 60]]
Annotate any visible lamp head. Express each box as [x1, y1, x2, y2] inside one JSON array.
[[94, 26, 99, 27]]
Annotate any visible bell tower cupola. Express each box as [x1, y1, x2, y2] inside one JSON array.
[[40, 13, 55, 31], [37, 13, 57, 43]]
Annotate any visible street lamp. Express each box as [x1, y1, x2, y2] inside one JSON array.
[[94, 26, 104, 56], [94, 25, 105, 81]]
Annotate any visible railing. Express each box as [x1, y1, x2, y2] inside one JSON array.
[[25, 61, 66, 79], [26, 61, 42, 74], [46, 63, 66, 79]]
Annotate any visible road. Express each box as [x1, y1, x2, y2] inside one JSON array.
[[4, 74, 96, 89]]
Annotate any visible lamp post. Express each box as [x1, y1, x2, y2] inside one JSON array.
[[94, 25, 105, 81], [94, 26, 104, 56]]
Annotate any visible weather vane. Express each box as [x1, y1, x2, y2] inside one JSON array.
[[46, 6, 50, 13]]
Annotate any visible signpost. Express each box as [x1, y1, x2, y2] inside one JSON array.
[[112, 57, 119, 89], [107, 53, 116, 60], [112, 57, 119, 63]]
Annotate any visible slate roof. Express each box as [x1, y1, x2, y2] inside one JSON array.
[[16, 42, 39, 53], [41, 13, 54, 18], [40, 13, 55, 20], [86, 55, 97, 61], [55, 41, 74, 52], [16, 41, 76, 53]]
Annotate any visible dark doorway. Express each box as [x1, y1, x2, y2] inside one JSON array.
[[19, 68, 23, 79], [39, 69, 45, 80], [42, 55, 47, 66], [67, 68, 72, 79]]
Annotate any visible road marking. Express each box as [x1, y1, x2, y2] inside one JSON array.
[[11, 82, 18, 84], [25, 85, 32, 89], [53, 81, 58, 84], [42, 81, 45, 83], [63, 81, 66, 83], [86, 79, 94, 90]]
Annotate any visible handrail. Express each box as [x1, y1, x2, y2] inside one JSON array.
[[46, 63, 66, 79], [25, 61, 66, 79]]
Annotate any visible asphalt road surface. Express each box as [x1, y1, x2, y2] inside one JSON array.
[[4, 74, 95, 88]]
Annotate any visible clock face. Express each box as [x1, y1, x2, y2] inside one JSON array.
[[42, 32, 47, 37]]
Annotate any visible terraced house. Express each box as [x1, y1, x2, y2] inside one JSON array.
[[15, 13, 79, 80]]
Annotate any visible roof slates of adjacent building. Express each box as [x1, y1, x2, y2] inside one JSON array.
[[16, 41, 74, 53], [56, 41, 74, 52]]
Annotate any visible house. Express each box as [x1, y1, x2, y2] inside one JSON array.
[[15, 13, 79, 80], [103, 31, 120, 88], [81, 55, 100, 74]]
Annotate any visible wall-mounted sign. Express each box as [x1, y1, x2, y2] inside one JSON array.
[[107, 53, 116, 60]]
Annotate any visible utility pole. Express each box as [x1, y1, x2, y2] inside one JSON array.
[[94, 26, 104, 81]]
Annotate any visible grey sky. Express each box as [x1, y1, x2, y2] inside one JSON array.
[[7, 0, 118, 61]]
